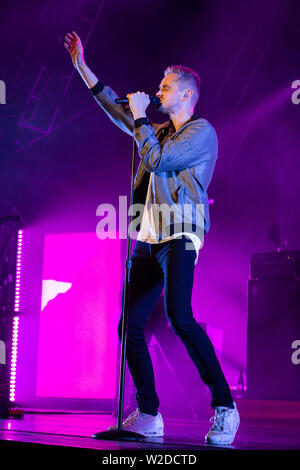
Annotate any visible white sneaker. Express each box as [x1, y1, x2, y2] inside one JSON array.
[[205, 402, 240, 445], [108, 408, 164, 437]]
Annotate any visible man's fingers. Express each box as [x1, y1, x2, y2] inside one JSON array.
[[127, 92, 147, 97], [64, 40, 73, 49], [65, 33, 79, 48], [64, 42, 72, 52], [65, 34, 76, 45]]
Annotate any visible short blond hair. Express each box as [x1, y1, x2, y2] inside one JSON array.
[[164, 65, 201, 107]]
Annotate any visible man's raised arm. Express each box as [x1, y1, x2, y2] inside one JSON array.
[[64, 31, 134, 136]]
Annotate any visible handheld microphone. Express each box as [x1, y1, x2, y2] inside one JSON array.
[[115, 96, 161, 106]]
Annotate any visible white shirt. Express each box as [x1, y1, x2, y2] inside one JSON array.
[[137, 173, 203, 265]]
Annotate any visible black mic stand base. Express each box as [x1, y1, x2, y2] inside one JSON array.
[[93, 428, 146, 441]]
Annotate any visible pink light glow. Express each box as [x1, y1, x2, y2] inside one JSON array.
[[36, 233, 122, 399]]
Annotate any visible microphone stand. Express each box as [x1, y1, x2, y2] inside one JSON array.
[[93, 137, 146, 441]]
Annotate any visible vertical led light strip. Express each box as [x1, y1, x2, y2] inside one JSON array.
[[9, 229, 23, 402]]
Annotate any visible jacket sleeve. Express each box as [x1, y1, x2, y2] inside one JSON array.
[[91, 84, 134, 136], [133, 120, 218, 172]]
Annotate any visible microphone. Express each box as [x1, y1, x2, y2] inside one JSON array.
[[115, 96, 161, 106]]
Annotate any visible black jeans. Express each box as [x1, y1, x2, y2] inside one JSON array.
[[118, 236, 234, 415]]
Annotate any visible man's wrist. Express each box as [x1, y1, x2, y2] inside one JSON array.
[[90, 80, 104, 95], [76, 60, 87, 72], [76, 62, 100, 90], [133, 112, 147, 120]]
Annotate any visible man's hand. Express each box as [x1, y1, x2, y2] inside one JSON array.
[[126, 92, 150, 120], [64, 31, 85, 69]]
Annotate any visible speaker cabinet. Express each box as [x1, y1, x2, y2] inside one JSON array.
[[247, 277, 300, 400]]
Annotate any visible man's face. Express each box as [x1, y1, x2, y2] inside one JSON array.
[[156, 73, 184, 114]]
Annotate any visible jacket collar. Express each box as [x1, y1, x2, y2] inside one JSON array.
[[168, 113, 199, 135]]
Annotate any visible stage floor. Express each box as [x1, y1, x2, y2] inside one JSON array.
[[0, 400, 300, 455]]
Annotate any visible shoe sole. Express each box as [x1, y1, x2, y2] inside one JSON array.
[[205, 438, 233, 445], [108, 426, 164, 437], [142, 430, 164, 437]]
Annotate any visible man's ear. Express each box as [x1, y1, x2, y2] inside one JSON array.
[[183, 89, 193, 100]]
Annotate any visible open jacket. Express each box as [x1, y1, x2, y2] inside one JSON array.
[[91, 83, 218, 236]]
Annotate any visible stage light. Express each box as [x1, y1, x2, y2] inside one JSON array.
[[9, 230, 23, 402]]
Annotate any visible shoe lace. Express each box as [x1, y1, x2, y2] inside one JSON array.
[[123, 408, 140, 426], [210, 407, 232, 432]]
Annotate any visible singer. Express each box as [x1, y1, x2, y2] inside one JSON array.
[[64, 31, 240, 445]]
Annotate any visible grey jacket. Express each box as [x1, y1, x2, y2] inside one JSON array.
[[92, 85, 218, 236]]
